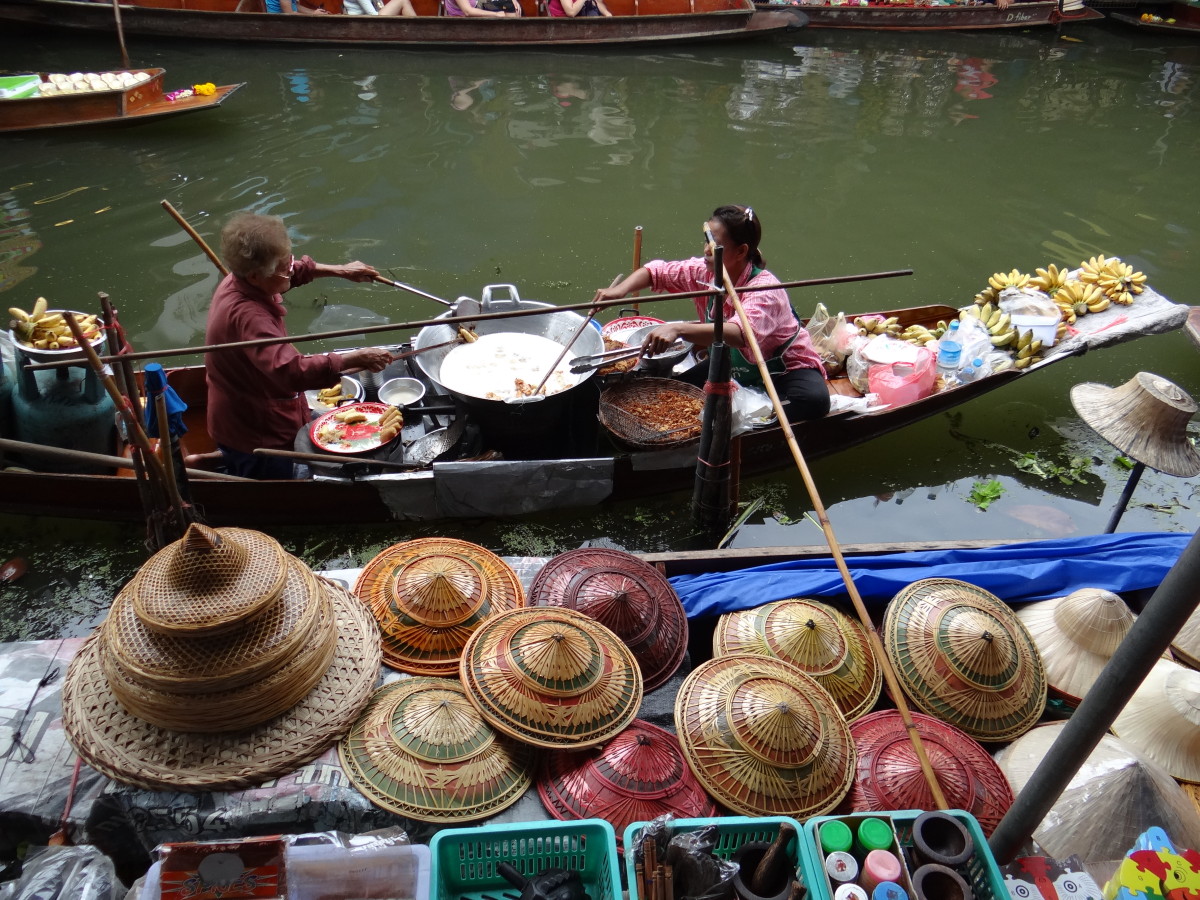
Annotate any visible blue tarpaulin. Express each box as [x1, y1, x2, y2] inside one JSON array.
[[142, 362, 188, 439], [668, 531, 1194, 618]]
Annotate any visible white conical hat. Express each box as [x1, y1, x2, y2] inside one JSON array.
[[1111, 659, 1200, 783]]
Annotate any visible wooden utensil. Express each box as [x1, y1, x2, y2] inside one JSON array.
[[531, 274, 622, 396]]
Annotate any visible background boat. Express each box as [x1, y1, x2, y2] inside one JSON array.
[[752, 0, 1102, 29], [1106, 2, 1200, 33]]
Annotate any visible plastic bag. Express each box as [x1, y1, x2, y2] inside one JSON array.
[[950, 313, 994, 364], [731, 383, 774, 436], [805, 303, 858, 377], [663, 825, 738, 900], [0, 845, 122, 900], [997, 287, 1058, 318], [866, 345, 936, 408]]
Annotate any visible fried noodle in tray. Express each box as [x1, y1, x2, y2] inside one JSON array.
[[599, 378, 704, 450]]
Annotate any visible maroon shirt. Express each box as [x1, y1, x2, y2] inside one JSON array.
[[205, 255, 344, 454]]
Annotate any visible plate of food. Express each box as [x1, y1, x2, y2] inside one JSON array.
[[309, 402, 402, 455], [305, 375, 363, 412], [601, 315, 664, 346]]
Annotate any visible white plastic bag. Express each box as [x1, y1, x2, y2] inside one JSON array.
[[731, 383, 774, 435]]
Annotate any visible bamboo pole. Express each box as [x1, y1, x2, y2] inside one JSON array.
[[0, 438, 248, 480], [161, 200, 228, 276], [709, 237, 948, 811], [111, 0, 131, 70], [254, 446, 421, 471], [630, 225, 643, 311], [154, 389, 190, 534]]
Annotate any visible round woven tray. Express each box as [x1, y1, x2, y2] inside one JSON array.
[[538, 719, 715, 846], [61, 578, 382, 792], [714, 599, 882, 723], [339, 676, 532, 823], [845, 710, 1014, 836], [355, 538, 524, 676], [675, 654, 855, 818], [528, 548, 688, 692], [598, 378, 704, 451], [130, 525, 288, 637], [883, 578, 1046, 743], [460, 607, 643, 749]]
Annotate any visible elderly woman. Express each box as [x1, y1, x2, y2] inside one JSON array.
[[204, 212, 393, 479]]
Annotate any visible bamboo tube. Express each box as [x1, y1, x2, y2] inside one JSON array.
[[161, 200, 228, 276], [154, 389, 189, 533], [708, 235, 948, 811]]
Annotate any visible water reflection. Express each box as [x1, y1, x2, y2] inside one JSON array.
[[0, 190, 40, 294]]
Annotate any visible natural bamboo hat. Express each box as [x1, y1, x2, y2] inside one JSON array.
[[355, 538, 524, 676], [460, 607, 643, 749], [538, 719, 716, 847], [339, 676, 533, 823], [714, 599, 882, 722], [1170, 605, 1200, 670], [846, 710, 1014, 836], [996, 721, 1200, 864], [128, 524, 288, 636], [1070, 373, 1200, 477], [1015, 588, 1137, 706], [883, 578, 1047, 743], [1112, 659, 1200, 783], [529, 548, 688, 692], [675, 654, 855, 818]]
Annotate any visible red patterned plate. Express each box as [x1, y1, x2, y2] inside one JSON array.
[[602, 316, 664, 345], [309, 402, 398, 455]]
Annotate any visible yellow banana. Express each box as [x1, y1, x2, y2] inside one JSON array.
[[1086, 295, 1111, 313], [986, 308, 1002, 330], [1029, 264, 1068, 296], [1017, 329, 1033, 351], [8, 306, 30, 323], [990, 330, 1016, 348], [1014, 355, 1034, 369], [31, 297, 47, 320]]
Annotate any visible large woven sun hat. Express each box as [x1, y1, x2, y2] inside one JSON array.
[[674, 654, 855, 818], [1015, 588, 1138, 706], [1111, 659, 1200, 783], [882, 578, 1046, 743], [714, 599, 881, 722], [339, 676, 533, 823], [61, 577, 381, 792], [537, 719, 715, 846], [355, 537, 524, 676], [1169, 606, 1200, 670], [528, 548, 688, 692], [460, 606, 642, 749], [127, 524, 288, 636], [1070, 373, 1200, 477], [845, 710, 1014, 836], [996, 721, 1200, 864]]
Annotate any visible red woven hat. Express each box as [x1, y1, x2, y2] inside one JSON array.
[[846, 710, 1014, 836], [538, 719, 716, 848], [529, 548, 688, 692]]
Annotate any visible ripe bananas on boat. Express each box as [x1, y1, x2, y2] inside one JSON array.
[[987, 269, 1031, 292], [7, 300, 100, 350], [1057, 279, 1109, 316], [1013, 329, 1044, 368], [854, 315, 901, 338], [1078, 254, 1146, 306], [960, 301, 1017, 348], [1029, 263, 1070, 298]]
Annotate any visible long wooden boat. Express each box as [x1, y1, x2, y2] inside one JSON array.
[[0, 289, 1189, 525], [754, 0, 1102, 30], [0, 68, 243, 134], [1107, 2, 1200, 34], [0, 0, 806, 47]]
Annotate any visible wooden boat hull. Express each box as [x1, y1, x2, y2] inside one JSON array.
[[755, 0, 1102, 30], [0, 69, 243, 133], [0, 0, 806, 46], [1107, 2, 1200, 34]]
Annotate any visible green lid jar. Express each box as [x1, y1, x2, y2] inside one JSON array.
[[820, 820, 854, 855], [857, 817, 894, 854]]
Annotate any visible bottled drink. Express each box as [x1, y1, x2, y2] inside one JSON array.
[[958, 357, 984, 383], [936, 322, 962, 384]]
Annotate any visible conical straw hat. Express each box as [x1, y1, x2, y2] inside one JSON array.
[[846, 710, 1013, 836], [128, 524, 288, 637], [529, 548, 688, 692], [674, 654, 855, 817], [1070, 373, 1200, 477], [1169, 604, 1200, 670], [538, 719, 716, 847], [714, 599, 882, 722], [1112, 659, 1200, 783], [339, 676, 533, 823], [996, 721, 1200, 863], [883, 578, 1046, 743], [1015, 588, 1137, 706], [460, 607, 642, 749], [355, 538, 524, 676]]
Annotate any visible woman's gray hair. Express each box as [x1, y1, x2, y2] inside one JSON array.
[[220, 212, 290, 279]]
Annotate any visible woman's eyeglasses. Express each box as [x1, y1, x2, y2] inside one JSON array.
[[273, 254, 295, 279]]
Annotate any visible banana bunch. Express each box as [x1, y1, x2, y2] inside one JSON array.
[[854, 315, 901, 338], [1029, 263, 1070, 298], [8, 299, 101, 350], [973, 286, 999, 308], [897, 321, 946, 346], [987, 269, 1031, 292], [1013, 329, 1044, 369], [315, 383, 352, 409], [1078, 254, 1147, 306], [961, 301, 1016, 348], [1057, 279, 1109, 316]]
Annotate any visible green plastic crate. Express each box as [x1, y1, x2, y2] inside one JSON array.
[[0, 75, 42, 100], [430, 819, 620, 900], [799, 810, 1007, 900], [623, 816, 804, 900]]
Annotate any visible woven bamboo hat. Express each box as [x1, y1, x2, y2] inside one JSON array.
[[528, 548, 688, 692], [1112, 659, 1200, 783], [339, 676, 533, 823], [883, 578, 1046, 743], [1015, 588, 1137, 706], [1070, 373, 1200, 477], [674, 654, 855, 818], [714, 599, 882, 722], [460, 607, 643, 749], [1169, 605, 1200, 670], [846, 710, 1014, 836], [538, 719, 716, 847], [128, 524, 288, 636], [355, 538, 524, 676], [61, 577, 381, 792]]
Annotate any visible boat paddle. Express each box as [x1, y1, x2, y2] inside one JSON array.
[[161, 200, 228, 276]]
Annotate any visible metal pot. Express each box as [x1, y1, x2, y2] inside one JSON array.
[[625, 322, 695, 376]]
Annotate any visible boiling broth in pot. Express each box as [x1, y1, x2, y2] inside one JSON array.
[[439, 332, 581, 401]]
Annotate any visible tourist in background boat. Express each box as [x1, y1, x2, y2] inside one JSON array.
[[548, 0, 613, 17], [593, 204, 830, 420], [203, 212, 393, 479], [342, 0, 420, 14], [443, 0, 523, 18]]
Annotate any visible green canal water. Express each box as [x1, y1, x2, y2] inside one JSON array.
[[0, 21, 1196, 641]]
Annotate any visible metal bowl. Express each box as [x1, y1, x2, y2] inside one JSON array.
[[625, 322, 694, 376], [304, 375, 364, 412], [378, 377, 426, 408], [8, 309, 107, 365]]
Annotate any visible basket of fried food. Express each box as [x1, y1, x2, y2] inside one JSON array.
[[598, 378, 704, 450], [598, 337, 640, 377]]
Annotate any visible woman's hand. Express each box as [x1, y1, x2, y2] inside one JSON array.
[[338, 261, 380, 282], [641, 323, 687, 356], [341, 347, 393, 373]]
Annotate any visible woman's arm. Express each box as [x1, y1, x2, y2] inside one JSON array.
[[593, 268, 652, 303], [595, 0, 612, 15], [455, 0, 507, 17], [311, 260, 380, 282]]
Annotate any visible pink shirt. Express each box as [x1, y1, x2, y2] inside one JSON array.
[[645, 257, 826, 376], [205, 255, 345, 454]]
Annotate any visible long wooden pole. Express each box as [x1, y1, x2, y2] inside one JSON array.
[[630, 225, 643, 312], [710, 239, 948, 811], [111, 0, 131, 70], [532, 274, 621, 396], [161, 200, 228, 276], [0, 437, 249, 481]]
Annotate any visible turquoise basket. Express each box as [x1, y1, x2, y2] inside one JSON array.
[[430, 819, 620, 900]]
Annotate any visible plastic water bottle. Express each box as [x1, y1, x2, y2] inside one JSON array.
[[958, 357, 985, 383], [936, 321, 962, 384]]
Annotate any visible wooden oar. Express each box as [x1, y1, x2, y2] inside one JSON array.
[[0, 437, 248, 480], [110, 0, 131, 70], [531, 274, 622, 396], [708, 234, 947, 810], [254, 447, 421, 471], [161, 200, 228, 276]]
